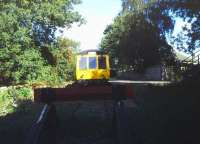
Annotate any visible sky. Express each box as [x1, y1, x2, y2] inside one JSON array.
[[62, 0, 122, 51], [60, 0, 198, 55], [168, 17, 199, 55], [167, 17, 189, 54]]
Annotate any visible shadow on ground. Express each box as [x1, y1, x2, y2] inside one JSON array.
[[55, 101, 116, 144], [131, 81, 200, 144], [0, 80, 199, 144], [0, 100, 43, 144]]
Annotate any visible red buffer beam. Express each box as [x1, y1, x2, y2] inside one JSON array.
[[34, 84, 134, 103]]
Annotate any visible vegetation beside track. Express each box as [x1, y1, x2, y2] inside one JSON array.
[[0, 81, 74, 116], [0, 99, 43, 144], [0, 86, 33, 116]]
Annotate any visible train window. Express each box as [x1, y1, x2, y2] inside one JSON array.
[[98, 56, 106, 69], [89, 57, 96, 69], [79, 57, 87, 70]]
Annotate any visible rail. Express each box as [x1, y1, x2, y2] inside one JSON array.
[[112, 85, 132, 144], [24, 102, 131, 144], [24, 104, 57, 144], [26, 84, 134, 144], [113, 100, 132, 144]]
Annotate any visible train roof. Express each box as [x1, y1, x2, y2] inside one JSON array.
[[77, 49, 107, 55]]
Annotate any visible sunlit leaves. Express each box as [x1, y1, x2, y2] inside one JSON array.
[[0, 0, 83, 85]]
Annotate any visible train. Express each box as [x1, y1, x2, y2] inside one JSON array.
[[34, 49, 134, 103], [76, 50, 110, 84]]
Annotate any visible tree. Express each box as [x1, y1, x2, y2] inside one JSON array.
[[101, 5, 175, 71], [0, 0, 84, 85], [101, 0, 199, 71], [54, 37, 79, 81], [121, 0, 200, 53]]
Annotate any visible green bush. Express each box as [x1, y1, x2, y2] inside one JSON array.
[[0, 87, 32, 116]]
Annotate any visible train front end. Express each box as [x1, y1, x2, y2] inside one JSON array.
[[76, 50, 110, 82]]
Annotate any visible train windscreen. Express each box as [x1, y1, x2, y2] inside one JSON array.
[[98, 56, 106, 69], [89, 57, 96, 69], [79, 57, 87, 70]]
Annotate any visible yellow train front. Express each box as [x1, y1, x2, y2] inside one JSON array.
[[76, 50, 110, 83], [34, 50, 135, 103]]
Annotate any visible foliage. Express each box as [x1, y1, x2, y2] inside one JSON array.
[[54, 37, 79, 81], [101, 0, 199, 71], [101, 5, 174, 71], [0, 0, 84, 85], [121, 0, 200, 53], [0, 87, 32, 116]]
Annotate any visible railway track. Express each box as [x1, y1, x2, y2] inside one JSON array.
[[25, 83, 134, 144], [25, 104, 57, 144], [25, 100, 132, 144]]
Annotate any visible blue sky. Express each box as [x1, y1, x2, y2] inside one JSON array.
[[62, 0, 122, 50]]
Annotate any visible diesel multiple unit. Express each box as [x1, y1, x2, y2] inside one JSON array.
[[76, 50, 110, 82]]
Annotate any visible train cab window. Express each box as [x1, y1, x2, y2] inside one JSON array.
[[89, 57, 96, 69], [98, 56, 106, 69], [79, 57, 87, 70]]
